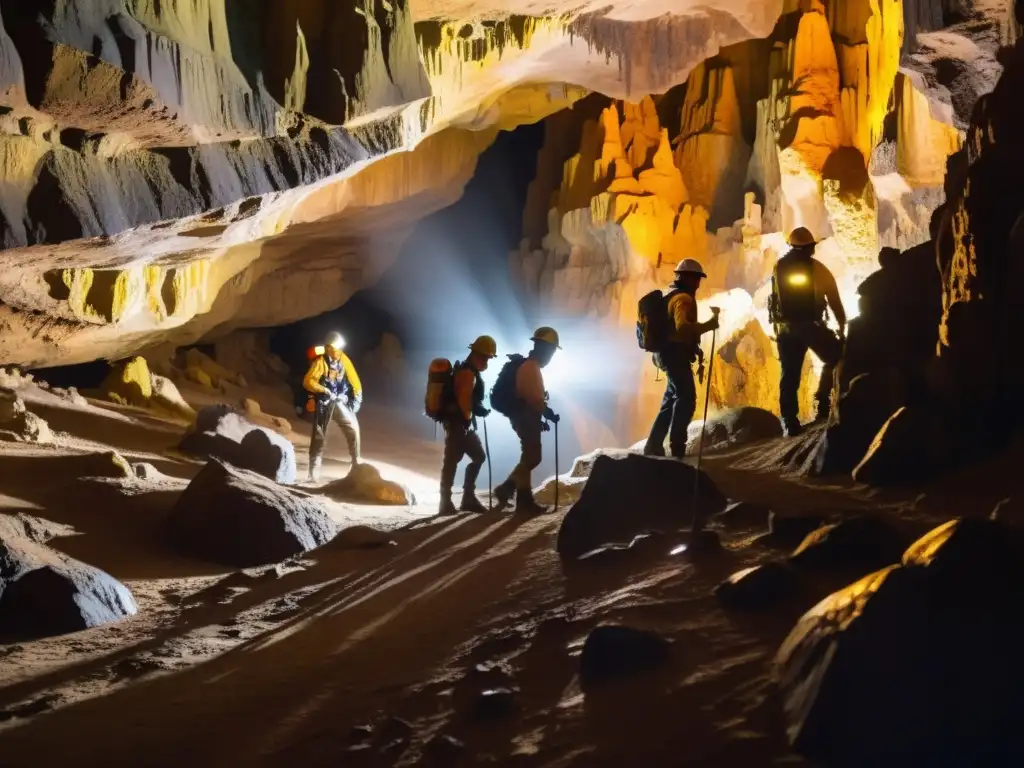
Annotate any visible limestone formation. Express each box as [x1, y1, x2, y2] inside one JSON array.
[[0, 1, 784, 368], [510, 0, 1012, 441]]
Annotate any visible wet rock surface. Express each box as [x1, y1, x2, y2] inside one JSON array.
[[776, 517, 1024, 766], [557, 454, 728, 558], [168, 460, 337, 567]]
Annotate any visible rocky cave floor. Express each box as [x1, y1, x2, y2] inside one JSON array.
[[0, 376, 1020, 767]]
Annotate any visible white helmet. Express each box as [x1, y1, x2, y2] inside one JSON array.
[[674, 258, 707, 277], [324, 331, 345, 350]]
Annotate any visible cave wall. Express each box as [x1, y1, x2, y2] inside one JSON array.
[[0, 0, 787, 368], [511, 0, 1015, 440]]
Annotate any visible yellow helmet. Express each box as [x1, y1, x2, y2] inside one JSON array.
[[787, 227, 816, 247], [531, 326, 561, 349], [324, 331, 345, 350], [468, 335, 497, 358]]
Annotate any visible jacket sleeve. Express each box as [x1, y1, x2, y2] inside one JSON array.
[[303, 358, 329, 395], [516, 359, 547, 413], [668, 293, 701, 345], [341, 354, 362, 397], [453, 369, 474, 422], [815, 261, 847, 327]]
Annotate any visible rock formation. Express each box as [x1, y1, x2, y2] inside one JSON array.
[[0, 0, 783, 368], [511, 0, 1014, 443]]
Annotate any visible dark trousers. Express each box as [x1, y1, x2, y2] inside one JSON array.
[[440, 422, 486, 494], [309, 398, 360, 465], [503, 414, 543, 491], [777, 322, 843, 425], [644, 362, 696, 457]]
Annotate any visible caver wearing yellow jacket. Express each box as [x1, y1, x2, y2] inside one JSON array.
[[303, 331, 362, 482]]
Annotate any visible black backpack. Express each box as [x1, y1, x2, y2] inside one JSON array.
[[637, 289, 678, 352], [772, 256, 821, 324], [489, 354, 526, 417]]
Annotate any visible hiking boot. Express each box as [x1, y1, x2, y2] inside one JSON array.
[[438, 493, 459, 516], [492, 480, 515, 512], [307, 458, 322, 483], [459, 490, 489, 514], [515, 488, 549, 516]]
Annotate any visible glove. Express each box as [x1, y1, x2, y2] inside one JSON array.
[[704, 314, 721, 333], [540, 421, 551, 433], [543, 407, 559, 423], [348, 394, 363, 414], [473, 406, 491, 418]]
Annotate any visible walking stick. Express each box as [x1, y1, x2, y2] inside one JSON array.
[[483, 416, 492, 508], [691, 310, 719, 535], [554, 418, 560, 511]]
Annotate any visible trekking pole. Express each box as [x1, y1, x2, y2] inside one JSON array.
[[691, 310, 719, 535], [483, 416, 492, 508], [554, 418, 560, 511]]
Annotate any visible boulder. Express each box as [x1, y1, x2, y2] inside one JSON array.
[[0, 392, 53, 444], [322, 463, 415, 506], [765, 511, 827, 548], [556, 454, 728, 558], [472, 687, 518, 720], [715, 561, 800, 610], [168, 460, 337, 567], [239, 429, 296, 484], [776, 518, 1024, 766], [0, 518, 137, 639], [179, 406, 295, 484], [578, 625, 671, 690], [813, 370, 909, 475], [790, 515, 909, 573], [686, 407, 783, 454], [101, 356, 152, 407], [715, 501, 772, 529], [150, 374, 196, 421], [852, 406, 954, 486]]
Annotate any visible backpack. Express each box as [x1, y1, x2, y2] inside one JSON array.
[[424, 358, 453, 421], [489, 354, 526, 417], [637, 289, 677, 352], [773, 257, 821, 324]]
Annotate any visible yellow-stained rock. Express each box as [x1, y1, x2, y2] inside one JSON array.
[[102, 357, 153, 407]]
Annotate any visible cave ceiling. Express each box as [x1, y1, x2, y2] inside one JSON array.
[[0, 0, 1013, 367]]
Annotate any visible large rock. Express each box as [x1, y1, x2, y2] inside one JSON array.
[[812, 369, 909, 475], [556, 453, 728, 558], [0, 389, 52, 444], [101, 356, 152, 407], [686, 407, 782, 454], [716, 562, 799, 611], [178, 405, 296, 484], [789, 515, 909, 573], [322, 464, 414, 506], [776, 517, 1024, 766], [578, 625, 671, 690], [0, 516, 137, 639], [852, 406, 953, 486], [168, 461, 337, 567]]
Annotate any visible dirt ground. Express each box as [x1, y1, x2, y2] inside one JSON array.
[[0, 379, 1015, 767]]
